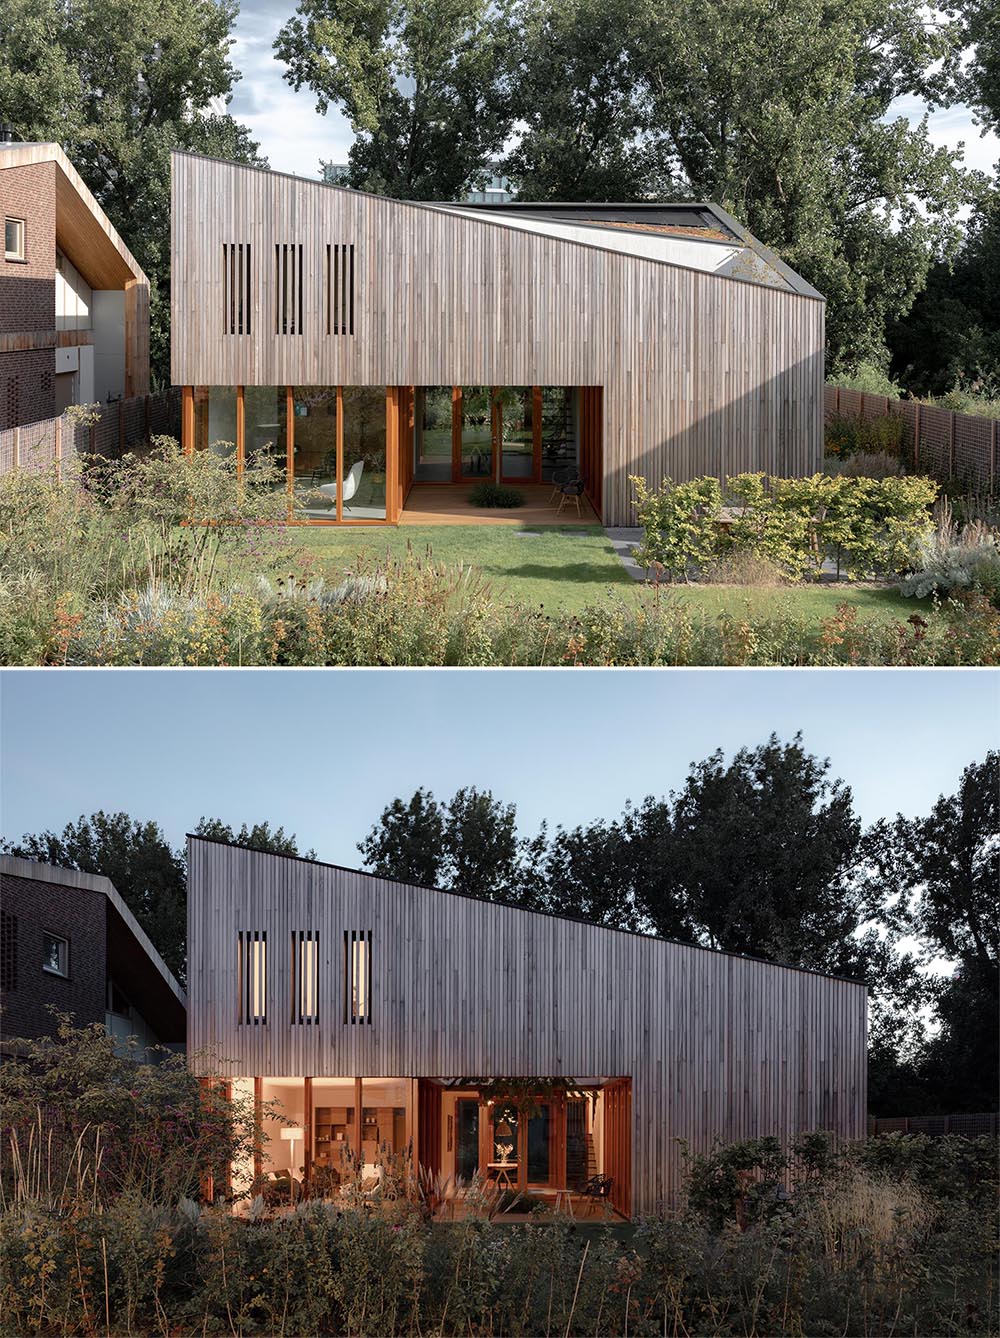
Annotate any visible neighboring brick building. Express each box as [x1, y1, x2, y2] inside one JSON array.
[[0, 857, 185, 1055], [0, 135, 149, 431]]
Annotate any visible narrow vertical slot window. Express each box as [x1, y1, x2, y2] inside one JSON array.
[[324, 245, 331, 336], [326, 245, 355, 335], [238, 930, 267, 1024], [291, 930, 319, 1024], [223, 244, 252, 334], [343, 929, 372, 1023]]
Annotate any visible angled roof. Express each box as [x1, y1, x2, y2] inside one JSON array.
[[0, 141, 147, 290], [168, 150, 823, 300], [0, 855, 186, 1040], [187, 834, 862, 987]]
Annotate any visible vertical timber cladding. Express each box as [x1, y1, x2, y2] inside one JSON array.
[[186, 839, 867, 1214], [170, 153, 826, 526]]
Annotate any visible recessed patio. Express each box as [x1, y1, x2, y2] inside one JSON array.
[[401, 483, 601, 526]]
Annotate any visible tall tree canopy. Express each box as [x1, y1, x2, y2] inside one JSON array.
[[0, 0, 265, 384], [276, 0, 973, 374], [275, 0, 516, 198]]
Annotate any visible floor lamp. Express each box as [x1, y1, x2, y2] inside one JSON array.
[[281, 1126, 304, 1205]]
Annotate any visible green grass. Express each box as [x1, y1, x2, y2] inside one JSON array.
[[297, 523, 927, 623]]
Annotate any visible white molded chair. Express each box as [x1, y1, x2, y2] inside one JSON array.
[[318, 460, 364, 514]]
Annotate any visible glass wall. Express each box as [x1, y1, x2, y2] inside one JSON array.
[[541, 387, 578, 480], [312, 1078, 357, 1195], [526, 1104, 551, 1183], [499, 387, 533, 479], [193, 386, 237, 459], [342, 387, 387, 519], [414, 386, 453, 481], [290, 386, 338, 517], [455, 1098, 479, 1180], [460, 385, 494, 477], [243, 386, 288, 470]]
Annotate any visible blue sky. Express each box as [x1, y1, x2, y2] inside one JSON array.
[[227, 1, 1000, 182], [1, 670, 996, 863]]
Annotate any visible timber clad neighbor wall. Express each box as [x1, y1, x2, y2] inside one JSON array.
[[187, 838, 867, 1214], [171, 153, 825, 526]]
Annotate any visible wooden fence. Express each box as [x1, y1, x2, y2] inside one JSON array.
[[825, 385, 998, 493], [0, 388, 182, 476], [868, 1111, 998, 1137]]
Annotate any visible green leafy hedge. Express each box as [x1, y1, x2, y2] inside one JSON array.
[[630, 473, 938, 581]]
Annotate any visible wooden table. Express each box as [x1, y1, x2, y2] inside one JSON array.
[[486, 1161, 518, 1190]]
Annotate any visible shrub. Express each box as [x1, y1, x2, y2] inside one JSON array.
[[825, 449, 904, 478], [630, 474, 723, 579], [468, 481, 525, 508], [830, 361, 902, 397], [825, 412, 905, 458], [633, 472, 937, 584], [900, 499, 1000, 601]]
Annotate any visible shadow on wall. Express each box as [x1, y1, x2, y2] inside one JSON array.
[[608, 350, 826, 524]]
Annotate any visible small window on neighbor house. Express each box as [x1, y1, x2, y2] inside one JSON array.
[[275, 243, 303, 335], [42, 932, 69, 977], [1, 911, 17, 992], [325, 244, 355, 335], [4, 217, 25, 261], [223, 243, 252, 335], [291, 930, 319, 1024], [343, 929, 371, 1024], [238, 930, 267, 1024]]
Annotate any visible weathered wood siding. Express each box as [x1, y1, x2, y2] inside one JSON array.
[[171, 154, 825, 526], [187, 839, 866, 1212]]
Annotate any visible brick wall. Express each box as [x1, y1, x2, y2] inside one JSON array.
[[0, 160, 56, 332], [0, 348, 54, 429], [0, 873, 108, 1041], [0, 160, 57, 428]]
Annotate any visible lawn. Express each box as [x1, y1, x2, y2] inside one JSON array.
[[297, 523, 926, 622]]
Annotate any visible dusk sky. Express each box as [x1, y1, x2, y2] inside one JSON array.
[[1, 670, 996, 863], [226, 0, 1000, 182]]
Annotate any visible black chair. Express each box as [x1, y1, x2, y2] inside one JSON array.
[[557, 476, 587, 517], [580, 1175, 614, 1218], [549, 465, 582, 504]]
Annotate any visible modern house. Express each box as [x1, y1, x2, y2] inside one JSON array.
[[170, 151, 825, 527], [0, 137, 150, 431], [187, 836, 866, 1217], [0, 856, 186, 1057]]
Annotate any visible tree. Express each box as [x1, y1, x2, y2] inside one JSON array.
[[275, 0, 516, 198], [193, 818, 316, 860], [0, 0, 265, 384], [867, 752, 999, 1112], [638, 735, 866, 971], [493, 0, 972, 372], [358, 785, 536, 901], [1, 812, 186, 981], [504, 0, 667, 201], [357, 788, 447, 886]]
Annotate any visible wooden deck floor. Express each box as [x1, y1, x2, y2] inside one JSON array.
[[401, 483, 600, 526]]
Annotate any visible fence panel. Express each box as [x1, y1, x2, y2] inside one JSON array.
[[0, 390, 181, 476], [868, 1111, 998, 1137], [826, 385, 999, 490]]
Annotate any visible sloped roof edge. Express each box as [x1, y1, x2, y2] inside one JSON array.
[[169, 150, 824, 302], [187, 834, 864, 989], [0, 142, 148, 287]]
